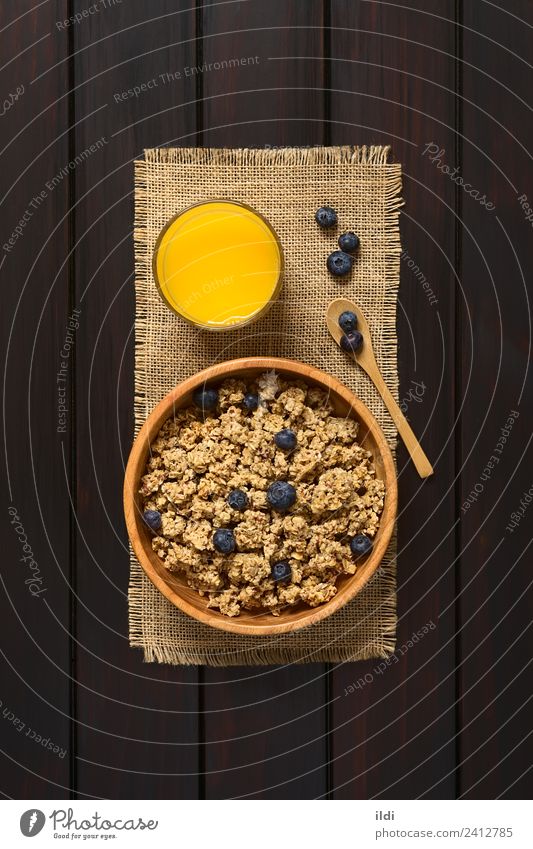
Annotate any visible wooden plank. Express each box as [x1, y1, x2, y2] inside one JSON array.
[[328, 0, 458, 798], [459, 0, 533, 798], [72, 1, 200, 798], [202, 663, 329, 799], [0, 1, 72, 797], [201, 0, 326, 149], [200, 0, 329, 799]]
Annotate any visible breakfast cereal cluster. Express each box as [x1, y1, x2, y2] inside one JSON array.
[[139, 372, 385, 617]]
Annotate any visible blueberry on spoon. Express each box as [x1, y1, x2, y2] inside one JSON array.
[[340, 330, 363, 353], [338, 310, 358, 334]]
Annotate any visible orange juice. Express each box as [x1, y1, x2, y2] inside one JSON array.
[[153, 200, 283, 330]]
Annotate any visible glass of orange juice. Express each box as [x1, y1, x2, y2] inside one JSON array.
[[153, 200, 283, 331]]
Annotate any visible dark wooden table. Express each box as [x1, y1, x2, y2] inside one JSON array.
[[1, 1, 531, 800]]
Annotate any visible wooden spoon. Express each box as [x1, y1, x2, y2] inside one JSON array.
[[326, 297, 434, 478]]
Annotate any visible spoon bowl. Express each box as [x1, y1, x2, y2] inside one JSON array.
[[326, 298, 433, 479]]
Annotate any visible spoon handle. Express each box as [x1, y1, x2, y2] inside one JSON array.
[[369, 367, 434, 478]]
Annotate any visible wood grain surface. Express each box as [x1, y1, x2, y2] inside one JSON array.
[[0, 0, 530, 800], [328, 0, 459, 800], [0, 0, 72, 798]]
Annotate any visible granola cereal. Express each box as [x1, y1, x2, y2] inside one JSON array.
[[140, 372, 385, 617]]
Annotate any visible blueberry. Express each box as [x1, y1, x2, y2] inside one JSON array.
[[340, 330, 363, 354], [338, 310, 358, 334], [274, 428, 297, 451], [350, 534, 373, 558], [327, 250, 354, 277], [193, 385, 218, 411], [267, 481, 297, 512], [143, 509, 162, 532], [315, 206, 337, 229], [227, 489, 249, 511], [243, 392, 259, 412], [213, 528, 236, 554], [338, 232, 360, 253], [271, 560, 292, 583]]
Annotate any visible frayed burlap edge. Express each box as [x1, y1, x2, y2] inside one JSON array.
[[129, 145, 400, 666], [142, 144, 392, 167]]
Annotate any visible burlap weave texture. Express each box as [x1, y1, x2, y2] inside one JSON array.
[[130, 146, 402, 665]]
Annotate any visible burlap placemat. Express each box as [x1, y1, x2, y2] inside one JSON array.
[[130, 146, 402, 666]]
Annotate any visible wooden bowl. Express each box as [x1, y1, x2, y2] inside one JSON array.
[[124, 357, 397, 636]]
